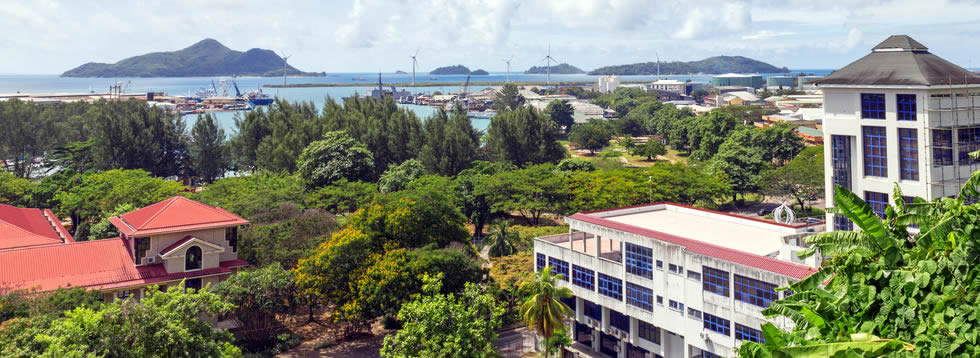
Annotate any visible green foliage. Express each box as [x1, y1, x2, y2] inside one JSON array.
[[614, 116, 645, 136], [381, 274, 503, 358], [308, 179, 377, 214], [760, 146, 824, 211], [297, 131, 376, 188], [55, 169, 184, 238], [493, 84, 525, 112], [87, 203, 137, 240], [0, 170, 33, 205], [190, 172, 307, 220], [555, 158, 597, 173], [755, 122, 805, 164], [484, 221, 518, 257], [485, 106, 566, 166], [524, 63, 585, 74], [545, 100, 575, 132], [519, 267, 574, 358], [588, 55, 789, 75], [321, 96, 425, 177], [711, 105, 778, 126], [238, 203, 340, 268], [379, 159, 426, 193], [213, 263, 296, 351], [1, 285, 240, 357], [709, 128, 769, 200], [87, 100, 189, 178], [429, 65, 472, 75], [562, 87, 600, 100], [455, 161, 515, 236], [231, 100, 321, 172], [479, 164, 568, 225], [631, 139, 667, 160], [569, 119, 612, 154], [686, 111, 741, 161], [418, 109, 480, 176], [591, 87, 658, 114], [189, 114, 229, 183]]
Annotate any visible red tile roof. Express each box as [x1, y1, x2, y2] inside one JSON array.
[[109, 196, 248, 237], [568, 208, 818, 279], [0, 237, 247, 293], [160, 236, 194, 255], [0, 204, 74, 251]]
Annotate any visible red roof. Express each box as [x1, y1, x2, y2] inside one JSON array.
[[0, 204, 74, 251], [159, 236, 194, 255], [109, 196, 248, 237], [568, 206, 818, 279], [0, 237, 247, 292]]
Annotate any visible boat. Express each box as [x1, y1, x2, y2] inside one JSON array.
[[467, 109, 496, 119], [245, 89, 274, 105], [352, 77, 368, 81]]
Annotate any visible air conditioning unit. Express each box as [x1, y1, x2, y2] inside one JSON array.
[[700, 332, 709, 340], [145, 257, 155, 264]]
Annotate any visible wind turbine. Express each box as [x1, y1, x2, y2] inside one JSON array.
[[503, 56, 513, 83], [656, 52, 661, 80], [411, 49, 420, 87], [280, 50, 292, 86], [542, 44, 557, 87]]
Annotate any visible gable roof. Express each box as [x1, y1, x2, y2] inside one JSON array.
[[0, 237, 248, 293], [109, 196, 248, 237], [0, 204, 73, 251], [159, 236, 225, 257], [816, 35, 980, 86]]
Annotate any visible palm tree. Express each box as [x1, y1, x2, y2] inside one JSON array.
[[519, 266, 574, 358], [484, 221, 518, 257]]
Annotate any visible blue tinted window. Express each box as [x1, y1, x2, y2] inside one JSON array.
[[584, 299, 601, 320], [536, 253, 546, 271], [734, 274, 779, 308], [703, 313, 731, 336], [609, 309, 630, 332], [598, 273, 623, 301], [702, 267, 730, 297], [626, 282, 653, 311], [832, 135, 854, 231], [625, 243, 653, 279], [572, 264, 595, 291], [863, 126, 887, 177], [864, 191, 888, 219], [548, 257, 569, 281], [899, 128, 918, 181], [897, 94, 916, 121], [735, 323, 765, 343], [933, 129, 953, 166], [861, 93, 885, 119], [638, 320, 660, 344], [958, 127, 980, 164]]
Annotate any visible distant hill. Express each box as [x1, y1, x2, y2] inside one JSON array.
[[430, 65, 472, 75], [471, 69, 489, 75], [589, 56, 790, 75], [62, 39, 321, 78], [395, 70, 408, 74], [525, 63, 585, 74]]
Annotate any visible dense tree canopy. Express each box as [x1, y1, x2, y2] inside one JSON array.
[[237, 203, 340, 268], [296, 131, 375, 188], [418, 109, 480, 176], [479, 164, 568, 225], [760, 145, 824, 211], [190, 172, 307, 220], [231, 100, 321, 173], [709, 128, 769, 201], [545, 100, 574, 133], [188, 114, 229, 183], [485, 107, 566, 167], [378, 159, 426, 194], [493, 84, 525, 112], [569, 119, 612, 154]]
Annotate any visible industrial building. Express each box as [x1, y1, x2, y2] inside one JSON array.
[[599, 76, 621, 93], [765, 76, 796, 89], [816, 35, 980, 230], [534, 203, 823, 358], [711, 74, 764, 89]]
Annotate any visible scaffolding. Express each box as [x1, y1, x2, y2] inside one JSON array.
[[923, 75, 980, 198]]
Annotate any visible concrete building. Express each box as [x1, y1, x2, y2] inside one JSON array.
[[816, 35, 980, 230], [534, 203, 823, 358], [650, 80, 687, 94], [599, 75, 621, 94], [765, 76, 796, 89], [797, 76, 822, 90], [711, 74, 764, 89]]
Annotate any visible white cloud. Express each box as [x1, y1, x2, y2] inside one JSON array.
[[741, 30, 796, 40], [674, 2, 752, 40]]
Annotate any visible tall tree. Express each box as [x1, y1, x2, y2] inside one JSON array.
[[296, 131, 375, 188], [455, 161, 516, 237], [418, 109, 480, 176], [55, 169, 185, 237], [378, 159, 426, 193], [231, 99, 322, 172], [212, 263, 296, 351], [485, 107, 567, 167], [568, 119, 612, 154], [709, 129, 769, 202], [189, 114, 228, 183], [484, 221, 518, 257], [479, 164, 568, 225], [321, 95, 424, 177], [88, 100, 189, 178], [545, 100, 575, 133], [519, 267, 574, 358], [493, 83, 525, 112], [631, 140, 667, 161], [687, 111, 740, 161], [759, 145, 824, 211], [756, 122, 806, 165]]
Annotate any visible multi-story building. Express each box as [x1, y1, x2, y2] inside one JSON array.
[[816, 35, 980, 230], [0, 196, 249, 301], [599, 75, 621, 93], [533, 203, 822, 358], [711, 74, 764, 90], [765, 76, 796, 89]]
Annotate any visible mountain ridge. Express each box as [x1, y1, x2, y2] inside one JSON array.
[[525, 63, 585, 74], [589, 56, 789, 75], [62, 39, 322, 78]]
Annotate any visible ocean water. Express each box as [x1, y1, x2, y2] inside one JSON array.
[[0, 70, 835, 134]]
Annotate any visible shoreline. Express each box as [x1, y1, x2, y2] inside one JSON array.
[[264, 80, 653, 88]]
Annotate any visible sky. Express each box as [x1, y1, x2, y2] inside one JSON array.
[[2, 0, 980, 74]]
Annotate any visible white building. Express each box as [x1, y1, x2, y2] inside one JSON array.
[[599, 75, 621, 94], [533, 203, 823, 358], [817, 35, 980, 230], [650, 80, 687, 94]]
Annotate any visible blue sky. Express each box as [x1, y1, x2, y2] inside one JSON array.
[[2, 0, 979, 74]]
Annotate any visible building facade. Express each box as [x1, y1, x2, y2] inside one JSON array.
[[817, 35, 980, 230], [765, 76, 796, 89], [533, 203, 822, 358], [0, 196, 249, 301], [711, 74, 764, 89], [599, 76, 621, 94]]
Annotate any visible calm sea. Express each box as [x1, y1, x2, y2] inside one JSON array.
[[0, 70, 835, 134]]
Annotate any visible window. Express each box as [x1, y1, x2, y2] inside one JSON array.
[[734, 274, 779, 308], [864, 191, 889, 219], [625, 243, 653, 279], [584, 300, 601, 320], [899, 128, 919, 181], [862, 126, 887, 177], [702, 267, 730, 297], [225, 227, 238, 252], [655, 260, 663, 270], [668, 300, 683, 312], [638, 320, 660, 345], [896, 94, 916, 121], [687, 270, 701, 281], [703, 313, 731, 336], [687, 308, 702, 320], [861, 93, 885, 119], [598, 273, 623, 301], [832, 135, 854, 231], [959, 127, 980, 165], [184, 278, 202, 292], [668, 264, 683, 274], [735, 323, 766, 343], [185, 245, 202, 271], [934, 129, 954, 166], [626, 282, 653, 311], [561, 295, 576, 311], [116, 290, 131, 299], [656, 296, 663, 305], [134, 237, 150, 264], [703, 351, 722, 358], [548, 257, 569, 281], [572, 265, 595, 291], [536, 253, 546, 271], [609, 309, 630, 332]]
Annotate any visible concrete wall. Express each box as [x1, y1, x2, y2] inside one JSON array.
[[130, 226, 239, 267]]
